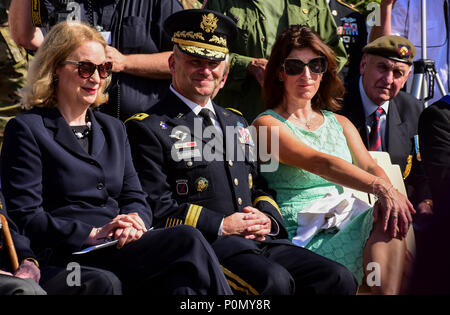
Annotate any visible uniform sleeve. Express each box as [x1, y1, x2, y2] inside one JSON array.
[[126, 119, 226, 242], [251, 156, 288, 239], [0, 118, 93, 254]]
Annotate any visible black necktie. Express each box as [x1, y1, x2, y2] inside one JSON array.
[[198, 108, 223, 152], [198, 108, 215, 128]]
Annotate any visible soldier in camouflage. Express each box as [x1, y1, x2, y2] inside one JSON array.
[[0, 0, 27, 141]]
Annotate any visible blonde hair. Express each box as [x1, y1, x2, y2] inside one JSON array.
[[22, 21, 110, 109]]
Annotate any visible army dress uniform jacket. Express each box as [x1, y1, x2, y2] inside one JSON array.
[[0, 107, 152, 262], [340, 80, 431, 205], [126, 91, 291, 256], [126, 91, 359, 295]]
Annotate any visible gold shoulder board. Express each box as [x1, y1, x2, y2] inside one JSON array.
[[226, 107, 243, 116], [124, 113, 149, 124]]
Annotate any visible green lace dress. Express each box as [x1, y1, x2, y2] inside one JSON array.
[[259, 109, 373, 283]]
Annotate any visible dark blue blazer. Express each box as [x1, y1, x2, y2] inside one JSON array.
[[0, 107, 152, 261]]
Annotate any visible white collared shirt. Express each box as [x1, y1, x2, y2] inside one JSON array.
[[359, 77, 389, 151], [170, 85, 223, 137]]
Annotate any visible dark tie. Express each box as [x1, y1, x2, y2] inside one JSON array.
[[198, 108, 215, 128], [368, 107, 384, 151], [198, 108, 223, 154]]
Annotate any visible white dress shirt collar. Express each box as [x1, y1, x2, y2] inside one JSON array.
[[170, 85, 216, 117], [359, 77, 389, 118]]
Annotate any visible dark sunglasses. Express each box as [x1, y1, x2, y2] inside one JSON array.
[[282, 57, 327, 76], [63, 60, 113, 79]]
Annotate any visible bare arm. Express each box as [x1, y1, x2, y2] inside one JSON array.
[[334, 114, 388, 180], [254, 114, 382, 193], [105, 47, 172, 79], [8, 0, 44, 50], [253, 114, 415, 238], [369, 0, 395, 42]]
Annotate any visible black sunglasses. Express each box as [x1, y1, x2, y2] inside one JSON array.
[[63, 60, 113, 79], [282, 57, 328, 76]]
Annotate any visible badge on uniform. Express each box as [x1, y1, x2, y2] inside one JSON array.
[[160, 121, 167, 129], [174, 141, 197, 150], [237, 126, 255, 146], [170, 130, 188, 141], [176, 149, 201, 160], [195, 177, 209, 192], [176, 180, 189, 195]]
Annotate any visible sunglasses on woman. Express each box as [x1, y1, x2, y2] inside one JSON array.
[[63, 61, 113, 79], [282, 57, 327, 76]]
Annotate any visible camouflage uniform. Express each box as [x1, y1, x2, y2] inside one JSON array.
[[0, 0, 28, 141], [179, 0, 203, 9]]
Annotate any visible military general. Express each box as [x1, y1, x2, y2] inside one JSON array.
[[126, 9, 357, 295]]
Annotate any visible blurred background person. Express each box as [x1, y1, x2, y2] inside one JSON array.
[[0, 0, 27, 143], [327, 0, 368, 87], [8, 0, 184, 121]]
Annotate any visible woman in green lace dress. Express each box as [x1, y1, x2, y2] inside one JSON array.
[[253, 26, 415, 294]]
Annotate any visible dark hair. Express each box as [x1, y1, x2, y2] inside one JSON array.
[[263, 25, 345, 112]]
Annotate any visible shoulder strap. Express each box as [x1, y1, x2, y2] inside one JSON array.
[[226, 107, 243, 116], [124, 113, 149, 124]]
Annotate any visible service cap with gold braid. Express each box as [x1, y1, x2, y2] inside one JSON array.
[[164, 9, 237, 61], [363, 35, 416, 65]]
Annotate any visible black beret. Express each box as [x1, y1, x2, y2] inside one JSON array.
[[363, 35, 416, 65], [164, 9, 237, 61]]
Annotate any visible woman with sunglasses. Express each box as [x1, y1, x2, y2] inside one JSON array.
[[253, 25, 415, 294], [0, 21, 232, 295]]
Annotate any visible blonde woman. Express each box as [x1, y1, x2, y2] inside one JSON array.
[[0, 21, 231, 295]]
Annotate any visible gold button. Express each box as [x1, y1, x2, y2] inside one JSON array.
[[228, 160, 233, 166], [187, 161, 193, 167], [234, 178, 239, 186], [302, 8, 308, 14], [238, 198, 242, 205]]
